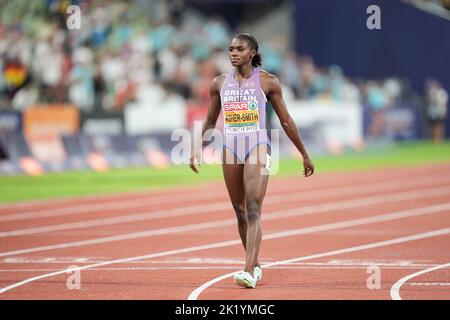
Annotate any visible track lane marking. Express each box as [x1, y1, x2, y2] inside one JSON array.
[[390, 262, 450, 300], [1, 266, 448, 272], [188, 228, 450, 300], [2, 182, 450, 237], [2, 171, 449, 222], [1, 185, 450, 257], [0, 203, 449, 294]]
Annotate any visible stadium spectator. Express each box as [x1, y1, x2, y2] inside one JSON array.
[[425, 79, 448, 142], [2, 56, 28, 99], [11, 81, 38, 111], [365, 81, 390, 138], [280, 52, 301, 98], [443, 0, 450, 10], [92, 64, 106, 111]]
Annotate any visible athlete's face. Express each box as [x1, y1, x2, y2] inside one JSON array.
[[228, 38, 255, 67]]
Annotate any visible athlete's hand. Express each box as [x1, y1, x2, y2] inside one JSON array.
[[303, 157, 314, 177], [189, 150, 201, 174]]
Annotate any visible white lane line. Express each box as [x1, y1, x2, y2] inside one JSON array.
[[0, 181, 229, 211], [0, 166, 422, 211], [0, 187, 195, 210], [1, 257, 439, 268], [0, 188, 203, 211], [390, 262, 450, 300], [188, 228, 450, 300], [408, 282, 450, 286], [0, 219, 236, 258], [0, 172, 425, 222], [0, 204, 449, 294], [2, 173, 449, 222], [0, 189, 450, 257], [0, 188, 226, 222], [0, 266, 446, 272], [0, 239, 241, 294], [2, 182, 450, 238]]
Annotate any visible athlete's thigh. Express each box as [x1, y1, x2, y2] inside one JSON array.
[[243, 144, 270, 202], [221, 149, 245, 206]]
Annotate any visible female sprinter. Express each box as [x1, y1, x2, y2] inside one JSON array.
[[190, 33, 314, 288]]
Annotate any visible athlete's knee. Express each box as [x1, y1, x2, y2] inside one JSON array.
[[232, 203, 246, 223], [246, 199, 261, 224]]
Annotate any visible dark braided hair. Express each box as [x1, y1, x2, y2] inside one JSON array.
[[233, 33, 262, 67]]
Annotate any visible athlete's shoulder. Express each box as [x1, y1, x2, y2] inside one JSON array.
[[210, 73, 227, 94], [259, 69, 274, 77], [211, 73, 227, 92], [214, 73, 228, 84], [259, 69, 278, 82], [259, 69, 280, 90]]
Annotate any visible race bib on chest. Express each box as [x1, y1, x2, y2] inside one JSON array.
[[223, 101, 260, 133]]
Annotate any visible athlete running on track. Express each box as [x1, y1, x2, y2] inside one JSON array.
[[190, 33, 314, 288]]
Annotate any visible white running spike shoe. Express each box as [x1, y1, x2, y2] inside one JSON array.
[[233, 271, 256, 288], [253, 266, 262, 282]]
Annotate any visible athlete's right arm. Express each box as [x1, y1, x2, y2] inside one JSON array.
[[189, 75, 224, 174]]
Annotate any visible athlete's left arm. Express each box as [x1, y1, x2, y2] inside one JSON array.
[[266, 75, 314, 177]]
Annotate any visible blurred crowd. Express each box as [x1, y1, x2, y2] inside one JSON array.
[[0, 0, 233, 113], [0, 0, 448, 140]]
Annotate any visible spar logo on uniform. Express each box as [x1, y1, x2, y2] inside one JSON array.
[[248, 101, 258, 110], [224, 102, 249, 111]]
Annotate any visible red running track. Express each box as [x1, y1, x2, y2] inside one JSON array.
[[0, 163, 449, 300]]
